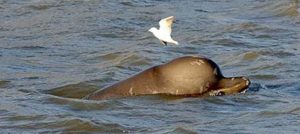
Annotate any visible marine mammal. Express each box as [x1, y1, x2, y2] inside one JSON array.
[[84, 56, 250, 100]]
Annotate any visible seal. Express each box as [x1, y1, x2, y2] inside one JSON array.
[[84, 56, 250, 100]]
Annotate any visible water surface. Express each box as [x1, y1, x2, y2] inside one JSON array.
[[1, 0, 300, 133]]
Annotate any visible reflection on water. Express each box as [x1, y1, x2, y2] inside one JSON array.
[[0, 0, 300, 133]]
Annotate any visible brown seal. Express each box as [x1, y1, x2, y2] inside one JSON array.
[[84, 56, 250, 100]]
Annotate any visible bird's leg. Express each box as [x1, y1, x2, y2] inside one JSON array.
[[160, 40, 167, 45]]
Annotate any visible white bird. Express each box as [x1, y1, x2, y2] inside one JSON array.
[[148, 16, 178, 45]]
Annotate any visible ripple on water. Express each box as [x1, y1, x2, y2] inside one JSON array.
[[0, 80, 10, 88], [7, 114, 46, 122], [214, 38, 245, 47], [119, 1, 155, 7], [258, 50, 296, 58], [85, 51, 152, 69], [25, 1, 60, 11], [242, 51, 260, 61], [257, 109, 295, 118], [146, 126, 198, 134], [236, 0, 300, 19], [4, 117, 128, 133], [10, 45, 48, 50], [270, 0, 300, 17], [250, 74, 279, 80]]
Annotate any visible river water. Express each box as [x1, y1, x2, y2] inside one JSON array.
[[0, 0, 300, 133]]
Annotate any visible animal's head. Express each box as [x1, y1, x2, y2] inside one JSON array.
[[208, 76, 251, 96]]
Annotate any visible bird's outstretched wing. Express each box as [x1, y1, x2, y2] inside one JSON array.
[[159, 16, 174, 35]]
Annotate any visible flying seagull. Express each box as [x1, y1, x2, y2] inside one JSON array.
[[148, 16, 178, 45]]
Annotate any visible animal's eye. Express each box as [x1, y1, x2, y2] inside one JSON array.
[[216, 91, 225, 96]]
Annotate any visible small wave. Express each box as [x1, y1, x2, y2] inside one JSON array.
[[195, 9, 209, 13], [249, 0, 300, 18], [23, 0, 63, 11], [3, 117, 128, 133], [120, 1, 155, 7], [96, 26, 140, 40], [258, 106, 300, 118], [258, 50, 296, 58], [0, 80, 10, 88], [250, 74, 278, 80], [11, 46, 48, 50], [169, 127, 198, 134], [7, 115, 46, 122], [248, 83, 262, 93], [242, 51, 260, 61], [214, 38, 244, 47], [85, 51, 151, 69], [27, 4, 54, 10], [273, 0, 300, 17]]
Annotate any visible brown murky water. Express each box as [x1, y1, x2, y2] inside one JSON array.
[[1, 0, 300, 133]]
